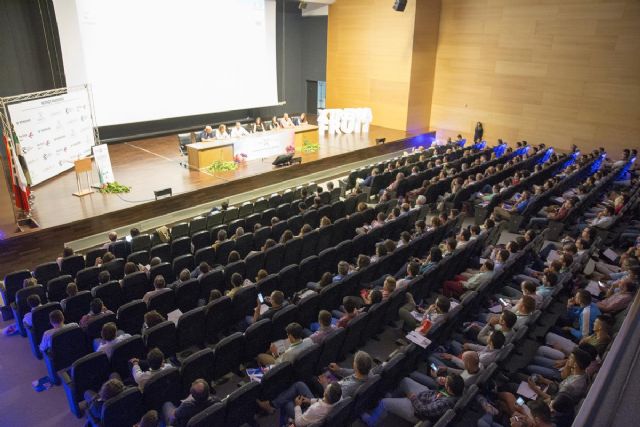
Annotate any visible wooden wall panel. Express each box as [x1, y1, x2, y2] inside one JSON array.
[[406, 0, 441, 133], [327, 0, 417, 130], [430, 0, 640, 155]]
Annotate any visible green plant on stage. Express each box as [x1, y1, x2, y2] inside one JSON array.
[[302, 139, 319, 153], [100, 182, 131, 194], [206, 160, 239, 173]]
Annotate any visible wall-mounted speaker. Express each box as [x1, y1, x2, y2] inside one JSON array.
[[393, 0, 407, 12]]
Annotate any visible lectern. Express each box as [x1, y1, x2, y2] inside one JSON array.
[[72, 157, 94, 197]]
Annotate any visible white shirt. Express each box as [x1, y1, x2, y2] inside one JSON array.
[[294, 399, 334, 426], [215, 129, 229, 139], [96, 333, 131, 359], [132, 362, 173, 390], [231, 126, 249, 138]]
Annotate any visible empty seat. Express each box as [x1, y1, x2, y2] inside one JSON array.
[[143, 320, 177, 358], [212, 332, 244, 380], [271, 305, 299, 341], [176, 307, 206, 354], [92, 281, 123, 313], [260, 361, 294, 402], [121, 271, 149, 302], [108, 240, 129, 259], [85, 248, 107, 268], [243, 318, 272, 363], [230, 285, 257, 325], [172, 254, 195, 279], [47, 275, 73, 302], [277, 264, 299, 298], [60, 255, 85, 278], [238, 201, 254, 218], [61, 351, 111, 418], [34, 262, 61, 286], [102, 258, 125, 281], [43, 324, 90, 385], [214, 240, 235, 266], [282, 237, 303, 267], [131, 234, 152, 253], [185, 402, 225, 427], [109, 335, 146, 380], [127, 250, 150, 266], [116, 300, 147, 335], [292, 342, 321, 381], [147, 289, 176, 317], [149, 243, 171, 263], [179, 348, 215, 397], [244, 251, 265, 280], [256, 274, 279, 297], [194, 247, 215, 267], [63, 291, 92, 324], [189, 217, 207, 236], [175, 279, 199, 312], [263, 243, 285, 274], [191, 230, 211, 252], [171, 223, 190, 240], [205, 296, 233, 343], [227, 218, 245, 236], [171, 236, 192, 259], [199, 269, 225, 301], [224, 381, 261, 427], [89, 387, 144, 427]]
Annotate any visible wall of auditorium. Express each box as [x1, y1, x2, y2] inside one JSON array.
[[326, 0, 416, 130], [429, 0, 640, 155], [326, 0, 440, 132]]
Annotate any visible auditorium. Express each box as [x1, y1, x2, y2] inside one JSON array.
[[0, 0, 638, 426]]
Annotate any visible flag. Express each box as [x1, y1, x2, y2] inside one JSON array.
[[3, 133, 30, 213]]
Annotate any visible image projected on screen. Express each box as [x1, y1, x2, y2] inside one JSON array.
[[53, 0, 278, 126]]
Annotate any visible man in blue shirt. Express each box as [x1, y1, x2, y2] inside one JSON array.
[[492, 191, 531, 221], [199, 125, 215, 140]]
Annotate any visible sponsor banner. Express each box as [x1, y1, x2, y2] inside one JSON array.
[[92, 144, 115, 184], [7, 88, 95, 185]]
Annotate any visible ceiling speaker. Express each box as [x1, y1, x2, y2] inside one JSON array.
[[393, 0, 407, 12]]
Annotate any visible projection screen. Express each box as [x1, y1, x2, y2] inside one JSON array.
[[53, 0, 279, 126]]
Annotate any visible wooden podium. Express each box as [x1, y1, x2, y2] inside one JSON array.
[[72, 157, 94, 197]]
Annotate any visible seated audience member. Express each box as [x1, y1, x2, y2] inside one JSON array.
[[400, 295, 450, 332], [135, 410, 159, 427], [456, 330, 506, 368], [318, 351, 373, 399], [231, 121, 249, 138], [131, 348, 173, 390], [426, 350, 483, 387], [226, 273, 245, 299], [492, 191, 531, 221], [23, 294, 42, 328], [56, 246, 74, 269], [80, 298, 112, 329], [253, 290, 287, 323], [597, 278, 636, 314], [199, 125, 215, 140], [142, 276, 171, 305], [561, 289, 601, 341], [142, 310, 166, 332], [85, 379, 126, 422], [362, 373, 465, 425], [280, 113, 295, 128], [102, 231, 118, 250], [60, 282, 78, 311], [190, 262, 210, 279], [172, 269, 191, 289], [336, 298, 359, 328], [257, 322, 314, 366], [98, 270, 112, 286], [309, 310, 337, 344], [215, 124, 229, 139], [442, 260, 494, 298], [208, 290, 223, 304], [96, 322, 131, 358], [162, 379, 218, 427], [40, 310, 78, 353], [333, 261, 351, 283], [253, 117, 265, 132]]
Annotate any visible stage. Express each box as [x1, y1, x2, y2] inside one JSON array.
[[0, 125, 435, 274]]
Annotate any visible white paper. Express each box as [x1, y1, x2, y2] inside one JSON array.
[[516, 381, 538, 400], [488, 304, 503, 313], [168, 309, 183, 325], [546, 250, 561, 263], [406, 331, 432, 349], [585, 281, 603, 296], [603, 248, 618, 262]]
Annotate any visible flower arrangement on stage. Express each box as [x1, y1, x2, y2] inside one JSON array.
[[286, 144, 295, 154], [301, 140, 319, 154], [206, 160, 238, 173], [234, 153, 248, 163], [99, 182, 131, 194]]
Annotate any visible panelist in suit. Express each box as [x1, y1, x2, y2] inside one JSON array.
[[270, 116, 282, 130], [253, 117, 265, 133], [231, 122, 250, 138], [281, 113, 295, 128], [200, 125, 215, 140], [216, 124, 230, 139]]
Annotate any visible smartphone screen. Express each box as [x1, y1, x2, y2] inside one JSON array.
[[430, 363, 438, 372], [516, 397, 525, 406], [258, 293, 264, 304], [125, 235, 132, 242], [499, 298, 509, 306]]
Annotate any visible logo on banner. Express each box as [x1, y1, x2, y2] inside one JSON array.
[[317, 108, 373, 135]]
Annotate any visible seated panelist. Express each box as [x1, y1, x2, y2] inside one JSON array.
[[298, 112, 308, 125], [200, 125, 215, 140], [281, 113, 294, 128], [253, 117, 265, 133], [215, 124, 229, 139], [231, 122, 249, 138], [270, 116, 282, 130]]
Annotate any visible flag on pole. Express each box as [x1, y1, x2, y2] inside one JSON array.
[[3, 133, 30, 213]]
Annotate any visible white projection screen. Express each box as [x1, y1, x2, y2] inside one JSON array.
[[53, 0, 279, 126]]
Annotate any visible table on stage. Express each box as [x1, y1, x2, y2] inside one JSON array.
[[186, 124, 318, 169]]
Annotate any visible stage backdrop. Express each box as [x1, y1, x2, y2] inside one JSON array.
[[7, 87, 95, 186]]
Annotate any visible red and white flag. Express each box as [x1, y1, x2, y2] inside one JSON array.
[[3, 133, 30, 213]]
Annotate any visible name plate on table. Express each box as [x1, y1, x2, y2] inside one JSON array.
[[233, 130, 294, 161]]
